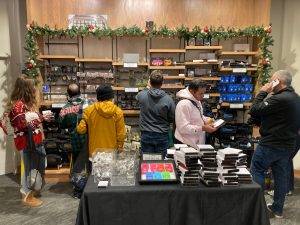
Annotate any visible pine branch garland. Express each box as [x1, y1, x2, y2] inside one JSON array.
[[24, 22, 273, 84]]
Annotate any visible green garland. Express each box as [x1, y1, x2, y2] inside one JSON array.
[[24, 22, 273, 84]]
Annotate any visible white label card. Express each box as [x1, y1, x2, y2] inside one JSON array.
[[124, 62, 138, 68], [125, 88, 139, 93], [230, 103, 244, 109], [203, 94, 210, 99], [233, 68, 247, 73], [52, 103, 65, 108]]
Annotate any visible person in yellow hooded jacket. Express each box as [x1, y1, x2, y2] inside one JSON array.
[[77, 85, 125, 156]]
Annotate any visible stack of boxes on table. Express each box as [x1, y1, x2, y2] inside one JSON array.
[[169, 144, 252, 187]]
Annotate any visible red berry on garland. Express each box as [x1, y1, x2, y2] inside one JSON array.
[[203, 26, 209, 33], [266, 27, 272, 33], [89, 24, 94, 30], [145, 27, 150, 33], [261, 59, 268, 66], [27, 63, 33, 68]]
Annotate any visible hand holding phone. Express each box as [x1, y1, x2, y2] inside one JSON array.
[[272, 79, 280, 89]]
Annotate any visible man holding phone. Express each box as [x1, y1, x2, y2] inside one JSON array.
[[249, 70, 300, 218]]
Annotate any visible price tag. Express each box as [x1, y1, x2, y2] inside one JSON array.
[[52, 103, 65, 108], [125, 88, 139, 93], [124, 62, 138, 68], [203, 94, 210, 99], [230, 103, 244, 109], [233, 68, 247, 73]]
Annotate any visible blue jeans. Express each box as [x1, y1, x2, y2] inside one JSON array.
[[141, 131, 169, 158], [286, 147, 299, 193], [251, 145, 291, 213], [20, 151, 30, 193]]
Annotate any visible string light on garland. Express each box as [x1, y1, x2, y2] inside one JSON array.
[[24, 22, 273, 84]]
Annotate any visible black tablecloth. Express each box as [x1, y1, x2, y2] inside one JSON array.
[[76, 176, 270, 225]]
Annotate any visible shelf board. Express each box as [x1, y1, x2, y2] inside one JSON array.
[[75, 58, 113, 62], [208, 93, 220, 97], [112, 61, 149, 66], [163, 76, 186, 80], [149, 66, 185, 70], [122, 110, 140, 116], [149, 49, 186, 53], [217, 51, 258, 56], [185, 46, 223, 50], [185, 62, 220, 66], [185, 77, 221, 81], [219, 67, 258, 72], [40, 100, 66, 106], [161, 85, 185, 89], [221, 102, 252, 107], [112, 86, 125, 91], [38, 55, 77, 59]]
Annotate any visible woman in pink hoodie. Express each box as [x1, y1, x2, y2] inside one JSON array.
[[175, 79, 216, 148]]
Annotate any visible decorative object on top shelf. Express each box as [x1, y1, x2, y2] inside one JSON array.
[[24, 22, 273, 84], [68, 15, 108, 29]]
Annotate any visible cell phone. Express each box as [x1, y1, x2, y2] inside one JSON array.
[[272, 79, 280, 89], [212, 119, 226, 128]]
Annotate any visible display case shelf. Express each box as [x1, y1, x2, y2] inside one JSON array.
[[185, 46, 223, 50], [75, 58, 113, 62], [149, 49, 186, 53], [149, 66, 185, 70]]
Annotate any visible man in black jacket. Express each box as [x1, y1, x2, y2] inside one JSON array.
[[136, 70, 175, 158], [249, 70, 300, 218]]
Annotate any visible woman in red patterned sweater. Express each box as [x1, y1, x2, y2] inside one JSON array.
[[7, 77, 51, 207]]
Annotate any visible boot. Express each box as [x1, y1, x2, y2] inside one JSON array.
[[22, 191, 43, 207], [33, 190, 42, 198]]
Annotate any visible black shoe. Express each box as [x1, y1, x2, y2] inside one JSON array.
[[267, 204, 283, 218]]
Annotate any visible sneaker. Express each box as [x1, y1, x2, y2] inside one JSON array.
[[286, 191, 293, 196], [267, 190, 274, 196], [267, 204, 283, 218]]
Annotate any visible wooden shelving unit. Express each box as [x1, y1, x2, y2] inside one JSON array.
[[149, 49, 186, 53], [221, 102, 252, 107], [161, 85, 185, 89], [38, 55, 77, 60], [122, 110, 140, 116], [217, 51, 258, 56], [208, 93, 220, 97], [149, 66, 185, 70], [185, 62, 221, 66], [112, 61, 149, 66], [185, 46, 223, 50], [185, 77, 221, 81], [163, 76, 186, 80], [45, 167, 70, 183], [219, 67, 258, 72], [75, 58, 113, 62]]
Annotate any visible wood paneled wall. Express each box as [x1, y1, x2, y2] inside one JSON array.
[[26, 0, 271, 28]]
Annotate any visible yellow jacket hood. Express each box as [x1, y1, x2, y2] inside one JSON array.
[[95, 101, 117, 118]]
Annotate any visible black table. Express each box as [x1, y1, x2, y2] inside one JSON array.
[[76, 176, 270, 225]]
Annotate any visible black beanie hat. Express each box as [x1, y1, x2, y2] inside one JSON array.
[[96, 85, 114, 101]]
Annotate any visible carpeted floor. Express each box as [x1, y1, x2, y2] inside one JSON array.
[[0, 174, 299, 225]]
